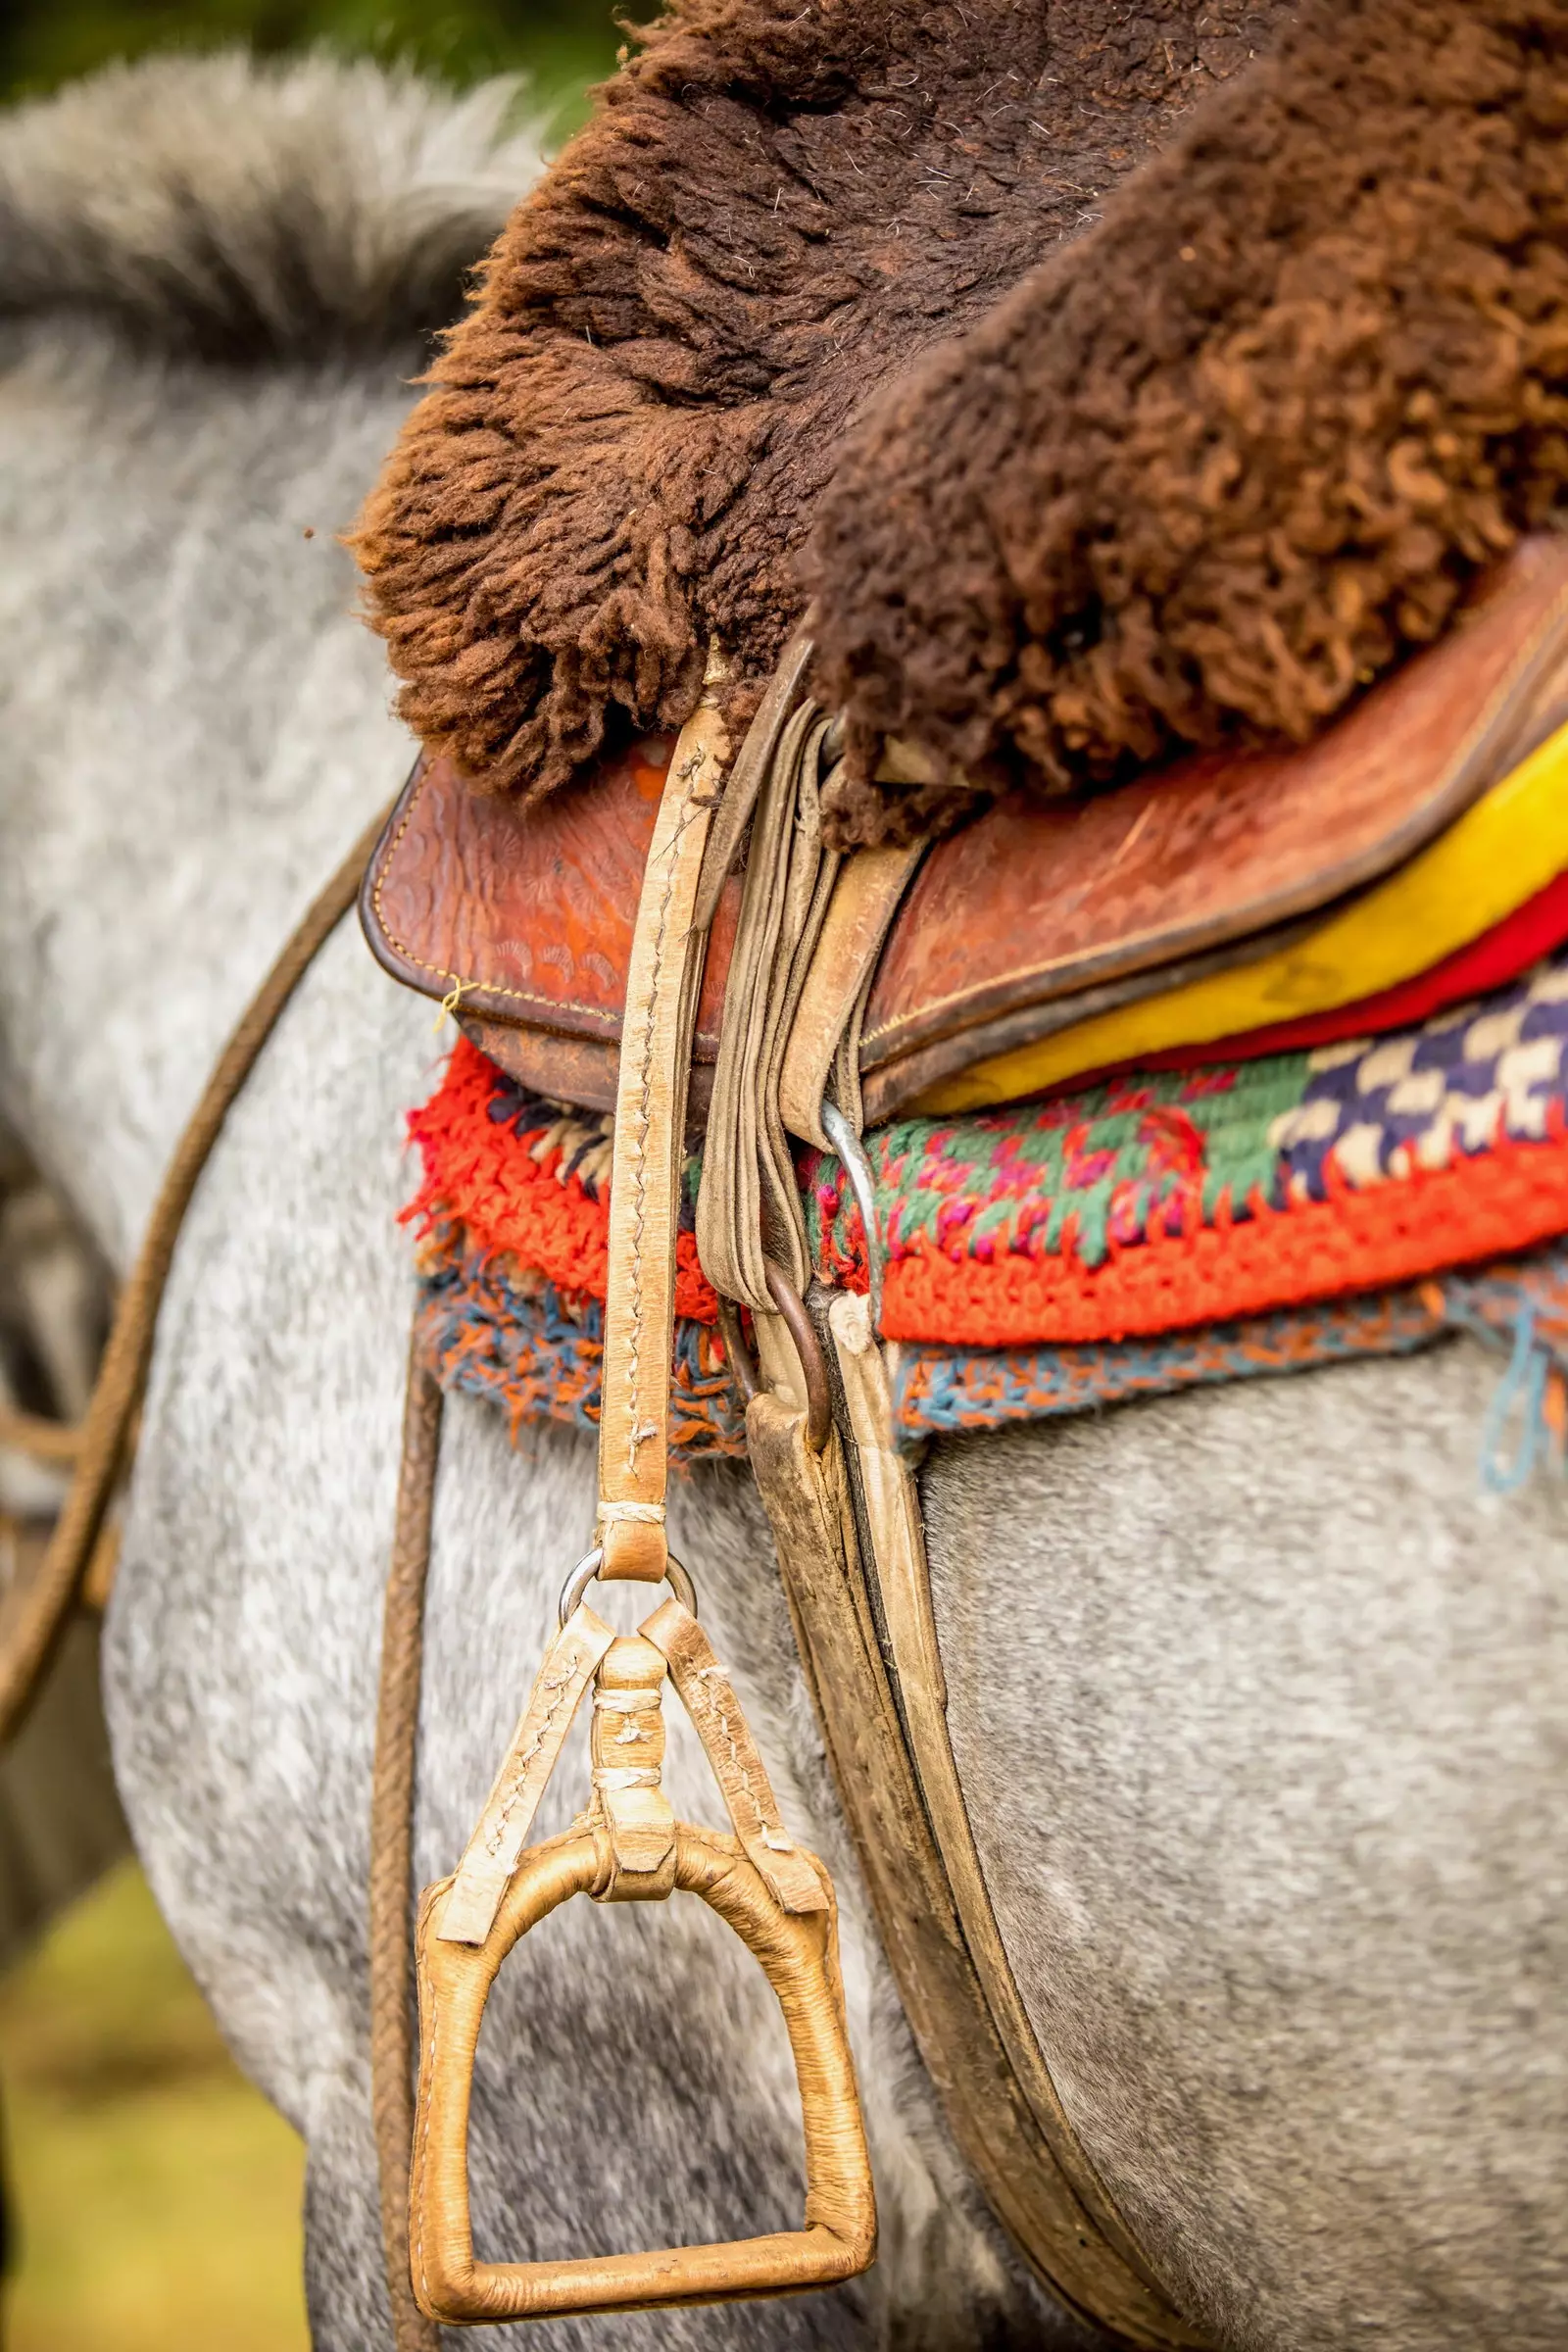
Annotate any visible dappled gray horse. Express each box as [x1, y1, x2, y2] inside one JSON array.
[[1, 27, 1566, 2352], [0, 1133, 124, 1970]]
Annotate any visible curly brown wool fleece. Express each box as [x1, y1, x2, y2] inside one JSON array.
[[350, 0, 1289, 815], [806, 0, 1568, 842]]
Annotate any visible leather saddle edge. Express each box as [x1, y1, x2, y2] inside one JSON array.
[[859, 906, 1330, 1126], [860, 584, 1568, 1074], [360, 754, 437, 1005], [360, 753, 646, 1047]]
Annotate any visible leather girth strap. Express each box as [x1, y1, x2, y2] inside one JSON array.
[[703, 675, 1214, 2350]]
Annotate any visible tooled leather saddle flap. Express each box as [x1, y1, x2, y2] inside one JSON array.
[[362, 536, 1568, 1125]]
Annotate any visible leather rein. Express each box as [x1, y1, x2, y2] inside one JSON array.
[[0, 808, 391, 1742], [0, 694, 1215, 2347]]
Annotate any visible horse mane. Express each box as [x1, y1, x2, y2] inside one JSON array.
[[0, 51, 546, 363]]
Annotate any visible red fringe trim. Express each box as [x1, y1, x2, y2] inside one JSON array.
[[403, 1035, 719, 1323]]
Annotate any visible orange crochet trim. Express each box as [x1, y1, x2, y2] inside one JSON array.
[[881, 1127, 1568, 1346], [404, 1035, 719, 1324], [410, 1037, 1568, 1348]]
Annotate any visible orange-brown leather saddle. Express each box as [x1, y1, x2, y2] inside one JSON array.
[[364, 536, 1568, 1130]]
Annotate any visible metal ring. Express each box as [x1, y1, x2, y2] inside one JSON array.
[[762, 1260, 833, 1454], [714, 1296, 759, 1405], [558, 1546, 699, 1629], [820, 1099, 884, 1338]]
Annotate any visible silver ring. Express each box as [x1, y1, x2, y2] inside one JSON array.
[[558, 1546, 699, 1628], [821, 1098, 884, 1336]]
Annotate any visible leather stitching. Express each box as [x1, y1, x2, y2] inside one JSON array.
[[623, 769, 707, 1473], [369, 760, 622, 1027], [859, 589, 1568, 1054]]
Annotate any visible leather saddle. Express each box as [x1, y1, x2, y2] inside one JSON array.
[[363, 536, 1568, 1129]]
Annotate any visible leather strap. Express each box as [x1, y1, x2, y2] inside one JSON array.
[[693, 631, 816, 937], [696, 696, 840, 1312], [586, 1631, 680, 1901], [597, 676, 730, 1581], [826, 1292, 1209, 2331], [744, 1383, 1209, 2347], [642, 1596, 827, 1915], [695, 649, 1208, 2341], [0, 1407, 84, 1469], [778, 845, 924, 1150], [369, 1342, 446, 2352], [436, 1602, 615, 1945]]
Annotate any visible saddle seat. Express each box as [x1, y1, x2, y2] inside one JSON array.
[[364, 536, 1568, 1132]]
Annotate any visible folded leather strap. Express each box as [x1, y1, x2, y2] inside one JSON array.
[[779, 842, 924, 1150], [693, 630, 817, 937], [696, 689, 841, 1310], [745, 1378, 1209, 2348]]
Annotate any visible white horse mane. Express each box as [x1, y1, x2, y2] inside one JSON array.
[[0, 50, 544, 360]]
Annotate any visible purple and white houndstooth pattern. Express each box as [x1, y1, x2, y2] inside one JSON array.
[[1272, 956, 1568, 1201]]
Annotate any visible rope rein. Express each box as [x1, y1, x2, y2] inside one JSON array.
[[0, 807, 390, 1740]]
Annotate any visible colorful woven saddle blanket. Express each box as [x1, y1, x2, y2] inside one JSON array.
[[405, 950, 1568, 1485]]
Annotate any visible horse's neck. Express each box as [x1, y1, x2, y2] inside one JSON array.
[[0, 329, 413, 1267]]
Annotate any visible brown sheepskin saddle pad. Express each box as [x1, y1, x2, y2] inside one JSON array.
[[364, 536, 1568, 1125], [354, 0, 1568, 851], [352, 0, 1301, 843], [356, 0, 1568, 1118]]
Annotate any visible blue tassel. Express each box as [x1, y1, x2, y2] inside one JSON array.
[[1474, 1300, 1551, 1495]]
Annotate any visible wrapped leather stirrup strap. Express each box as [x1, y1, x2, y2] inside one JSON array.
[[393, 664, 876, 2328]]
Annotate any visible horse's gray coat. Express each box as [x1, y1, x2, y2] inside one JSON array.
[[1, 50, 1565, 2352]]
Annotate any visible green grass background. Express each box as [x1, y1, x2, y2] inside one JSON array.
[[0, 1865, 310, 2349], [0, 1, 634, 128], [0, 12, 629, 2338]]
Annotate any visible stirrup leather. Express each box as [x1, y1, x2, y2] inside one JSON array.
[[407, 663, 877, 2325]]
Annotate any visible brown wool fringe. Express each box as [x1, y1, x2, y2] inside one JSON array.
[[369, 1340, 444, 2352], [805, 0, 1568, 810], [0, 808, 389, 1746], [349, 0, 1286, 830]]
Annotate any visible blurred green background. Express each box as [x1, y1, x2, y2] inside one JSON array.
[[0, 0, 638, 127], [0, 1865, 311, 2352], [0, 13, 641, 2340]]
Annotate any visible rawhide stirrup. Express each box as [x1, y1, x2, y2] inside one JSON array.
[[408, 660, 876, 2326]]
